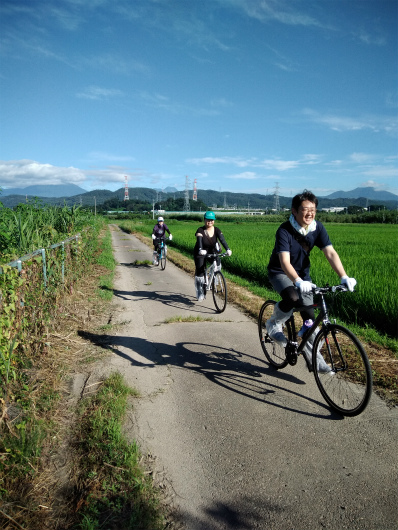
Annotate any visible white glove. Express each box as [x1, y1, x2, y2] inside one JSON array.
[[226, 249, 232, 256], [151, 234, 156, 240], [295, 279, 316, 294], [169, 234, 173, 241], [341, 276, 356, 292], [199, 249, 207, 256]]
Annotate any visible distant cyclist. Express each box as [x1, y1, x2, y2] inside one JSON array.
[[152, 216, 172, 265], [194, 211, 232, 301]]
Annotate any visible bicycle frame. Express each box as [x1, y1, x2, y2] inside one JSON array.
[[203, 253, 225, 290], [155, 237, 168, 257], [287, 286, 347, 371]]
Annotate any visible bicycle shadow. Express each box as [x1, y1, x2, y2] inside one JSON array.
[[100, 286, 227, 314], [78, 330, 343, 420]]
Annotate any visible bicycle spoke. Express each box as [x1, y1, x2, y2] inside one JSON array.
[[313, 325, 372, 416], [258, 301, 289, 369], [212, 271, 227, 313]]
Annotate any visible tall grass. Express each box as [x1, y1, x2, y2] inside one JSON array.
[[116, 218, 398, 338], [0, 201, 96, 262]]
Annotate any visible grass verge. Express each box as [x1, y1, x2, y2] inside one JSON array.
[[72, 372, 165, 530]]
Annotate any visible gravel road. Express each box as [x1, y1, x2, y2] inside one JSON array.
[[86, 226, 398, 530]]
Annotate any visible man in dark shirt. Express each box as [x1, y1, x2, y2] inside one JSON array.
[[266, 190, 356, 372]]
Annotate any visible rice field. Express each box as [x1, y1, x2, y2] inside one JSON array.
[[116, 218, 398, 338]]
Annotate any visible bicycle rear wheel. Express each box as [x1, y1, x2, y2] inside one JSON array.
[[313, 324, 372, 416], [258, 301, 289, 369], [160, 249, 166, 270], [212, 271, 227, 313]]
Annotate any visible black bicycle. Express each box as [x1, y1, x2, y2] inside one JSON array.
[[258, 285, 372, 416], [154, 237, 169, 270], [200, 252, 228, 313]]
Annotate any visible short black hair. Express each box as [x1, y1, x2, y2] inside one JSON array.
[[291, 189, 318, 211]]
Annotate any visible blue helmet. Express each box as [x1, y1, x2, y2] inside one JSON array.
[[204, 211, 216, 220]]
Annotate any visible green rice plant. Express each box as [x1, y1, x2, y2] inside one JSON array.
[[115, 218, 397, 338]]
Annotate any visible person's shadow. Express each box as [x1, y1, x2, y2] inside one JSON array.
[[78, 330, 342, 419]]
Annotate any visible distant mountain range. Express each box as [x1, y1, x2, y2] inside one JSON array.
[[325, 187, 398, 201], [0, 184, 87, 197], [0, 185, 397, 210]]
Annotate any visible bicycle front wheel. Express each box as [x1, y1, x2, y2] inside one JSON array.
[[258, 301, 289, 369], [160, 250, 166, 270], [212, 271, 227, 313], [313, 324, 372, 416]]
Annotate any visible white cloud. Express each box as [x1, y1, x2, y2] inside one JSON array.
[[187, 156, 255, 167], [226, 0, 323, 27], [226, 171, 257, 180], [76, 86, 124, 100], [0, 159, 86, 188], [361, 166, 398, 179], [87, 152, 135, 163], [349, 152, 376, 163], [302, 108, 398, 134]]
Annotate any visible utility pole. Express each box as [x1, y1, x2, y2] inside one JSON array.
[[184, 175, 190, 212], [273, 182, 280, 212]]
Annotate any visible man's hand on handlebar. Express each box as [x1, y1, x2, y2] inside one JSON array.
[[294, 279, 316, 294], [341, 276, 356, 292]]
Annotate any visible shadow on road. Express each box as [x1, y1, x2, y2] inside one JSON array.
[[78, 329, 342, 420]]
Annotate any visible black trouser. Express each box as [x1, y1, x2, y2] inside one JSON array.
[[278, 286, 315, 322]]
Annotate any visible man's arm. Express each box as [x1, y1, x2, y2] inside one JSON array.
[[322, 245, 347, 278], [278, 252, 300, 282]]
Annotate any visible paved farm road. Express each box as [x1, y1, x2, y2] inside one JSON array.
[[88, 227, 398, 530]]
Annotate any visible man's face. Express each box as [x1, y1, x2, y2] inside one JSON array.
[[292, 200, 316, 227]]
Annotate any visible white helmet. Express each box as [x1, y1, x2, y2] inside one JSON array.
[[157, 216, 164, 222]]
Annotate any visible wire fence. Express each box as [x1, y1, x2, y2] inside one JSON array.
[[0, 234, 81, 287]]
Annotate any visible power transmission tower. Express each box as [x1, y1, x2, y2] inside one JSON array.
[[124, 176, 129, 201], [193, 178, 198, 201], [184, 175, 190, 212], [273, 183, 280, 212]]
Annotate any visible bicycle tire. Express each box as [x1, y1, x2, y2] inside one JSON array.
[[258, 301, 290, 369], [312, 324, 372, 416], [212, 271, 227, 313], [160, 249, 166, 270]]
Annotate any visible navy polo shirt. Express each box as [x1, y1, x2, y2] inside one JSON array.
[[267, 220, 332, 280]]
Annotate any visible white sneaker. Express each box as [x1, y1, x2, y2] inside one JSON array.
[[303, 344, 333, 373], [265, 320, 287, 346]]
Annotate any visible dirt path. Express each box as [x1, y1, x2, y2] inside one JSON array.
[[84, 226, 398, 530]]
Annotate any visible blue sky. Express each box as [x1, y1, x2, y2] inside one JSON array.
[[1, 0, 397, 198]]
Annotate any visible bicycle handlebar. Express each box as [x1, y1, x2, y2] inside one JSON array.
[[204, 252, 229, 259], [313, 284, 349, 294]]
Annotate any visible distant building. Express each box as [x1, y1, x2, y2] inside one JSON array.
[[321, 207, 346, 213]]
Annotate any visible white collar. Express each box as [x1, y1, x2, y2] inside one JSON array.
[[289, 214, 316, 236]]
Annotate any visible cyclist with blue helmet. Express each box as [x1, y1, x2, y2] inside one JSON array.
[[194, 211, 232, 301]]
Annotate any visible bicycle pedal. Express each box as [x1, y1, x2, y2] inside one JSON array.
[[286, 342, 298, 366]]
